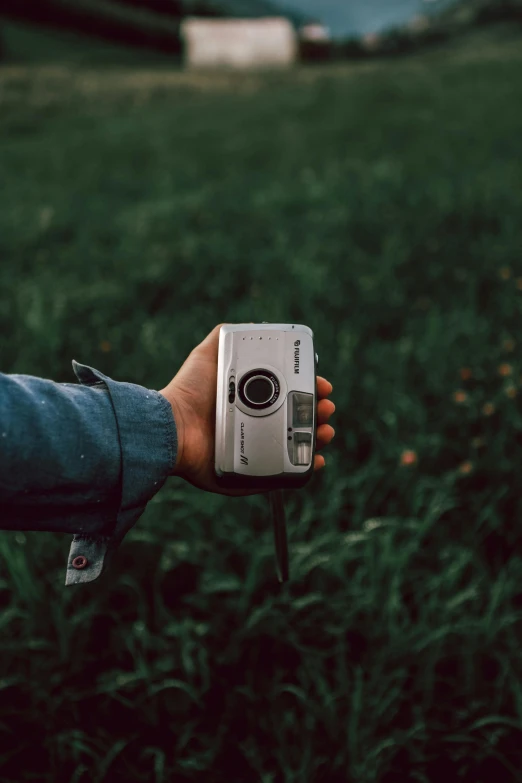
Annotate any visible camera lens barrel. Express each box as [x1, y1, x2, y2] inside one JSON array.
[[244, 376, 274, 404], [239, 369, 280, 410]]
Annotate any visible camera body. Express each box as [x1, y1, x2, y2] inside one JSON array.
[[215, 323, 317, 490]]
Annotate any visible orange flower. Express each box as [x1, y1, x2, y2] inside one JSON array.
[[506, 384, 517, 399], [458, 460, 473, 476], [498, 363, 512, 377], [100, 340, 112, 353], [482, 402, 495, 416], [400, 450, 417, 467], [453, 390, 468, 404], [460, 367, 472, 381], [499, 267, 511, 280], [517, 278, 522, 291], [503, 338, 516, 352]]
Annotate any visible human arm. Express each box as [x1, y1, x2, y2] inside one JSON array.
[[0, 324, 335, 585]]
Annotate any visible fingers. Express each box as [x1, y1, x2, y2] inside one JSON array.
[[317, 376, 333, 399], [316, 423, 335, 452], [317, 397, 335, 425], [316, 381, 335, 466], [314, 454, 326, 471]]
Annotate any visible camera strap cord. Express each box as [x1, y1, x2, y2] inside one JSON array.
[[268, 489, 289, 583]]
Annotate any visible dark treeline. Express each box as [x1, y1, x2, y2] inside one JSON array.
[[0, 0, 183, 54], [112, 0, 182, 14]]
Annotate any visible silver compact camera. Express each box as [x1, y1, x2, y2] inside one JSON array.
[[215, 323, 317, 490]]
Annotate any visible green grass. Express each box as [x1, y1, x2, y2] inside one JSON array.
[[1, 31, 522, 782]]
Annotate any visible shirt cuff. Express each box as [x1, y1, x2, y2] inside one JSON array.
[[65, 361, 177, 585]]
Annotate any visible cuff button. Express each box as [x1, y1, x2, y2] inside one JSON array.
[[72, 555, 88, 570]]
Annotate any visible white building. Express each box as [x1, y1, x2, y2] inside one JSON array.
[[299, 21, 331, 43], [181, 16, 298, 69]]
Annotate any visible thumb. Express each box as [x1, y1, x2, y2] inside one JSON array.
[[199, 323, 225, 352]]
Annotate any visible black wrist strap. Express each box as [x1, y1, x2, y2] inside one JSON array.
[[268, 489, 289, 583]]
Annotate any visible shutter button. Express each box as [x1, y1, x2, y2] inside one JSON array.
[[72, 555, 88, 570]]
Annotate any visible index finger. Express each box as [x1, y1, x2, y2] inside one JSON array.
[[317, 376, 333, 399]]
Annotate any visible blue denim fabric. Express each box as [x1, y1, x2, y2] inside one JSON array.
[[0, 361, 177, 585]]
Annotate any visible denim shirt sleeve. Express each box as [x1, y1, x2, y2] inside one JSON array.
[[0, 361, 177, 586]]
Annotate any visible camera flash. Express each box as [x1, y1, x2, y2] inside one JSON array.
[[292, 392, 313, 428]]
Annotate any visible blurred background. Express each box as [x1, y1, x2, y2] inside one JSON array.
[[1, 0, 522, 780]]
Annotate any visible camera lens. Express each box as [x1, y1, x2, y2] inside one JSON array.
[[244, 376, 274, 405], [239, 370, 280, 410]]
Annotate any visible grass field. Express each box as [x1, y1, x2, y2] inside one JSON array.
[[1, 25, 522, 782]]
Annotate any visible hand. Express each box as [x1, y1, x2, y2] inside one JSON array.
[[159, 324, 335, 497]]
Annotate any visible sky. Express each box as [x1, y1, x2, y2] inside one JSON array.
[[282, 0, 454, 38]]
